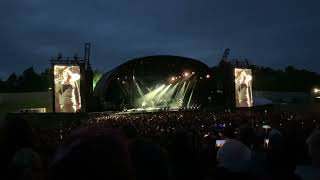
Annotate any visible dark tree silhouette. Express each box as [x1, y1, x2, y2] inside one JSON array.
[[5, 73, 19, 92], [0, 67, 50, 92], [250, 65, 320, 92], [20, 67, 41, 92], [0, 65, 319, 93]]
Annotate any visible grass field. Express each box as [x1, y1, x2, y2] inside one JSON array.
[[0, 92, 52, 123]]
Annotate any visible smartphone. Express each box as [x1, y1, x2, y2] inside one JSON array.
[[215, 123, 225, 130], [262, 125, 271, 129], [264, 138, 269, 148], [216, 140, 226, 148]]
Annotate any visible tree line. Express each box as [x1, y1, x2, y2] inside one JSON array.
[[0, 67, 51, 93], [250, 65, 320, 92], [0, 67, 101, 93], [0, 65, 319, 93]]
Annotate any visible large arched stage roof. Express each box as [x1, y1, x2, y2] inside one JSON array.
[[94, 55, 211, 98]]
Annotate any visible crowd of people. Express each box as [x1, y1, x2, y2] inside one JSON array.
[[0, 109, 320, 180]]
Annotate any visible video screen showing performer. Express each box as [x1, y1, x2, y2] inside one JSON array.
[[234, 68, 253, 107], [54, 65, 81, 112]]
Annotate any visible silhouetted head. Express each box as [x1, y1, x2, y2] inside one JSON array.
[[268, 128, 283, 150], [238, 124, 254, 148], [2, 117, 33, 149], [129, 138, 171, 180], [216, 139, 251, 173], [50, 128, 132, 180], [8, 148, 43, 180], [307, 129, 320, 167], [122, 123, 138, 139]]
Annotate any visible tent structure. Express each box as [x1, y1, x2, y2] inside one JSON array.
[[253, 96, 273, 106]]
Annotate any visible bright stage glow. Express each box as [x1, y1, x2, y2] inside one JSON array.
[[314, 88, 320, 93], [145, 84, 165, 99], [131, 74, 198, 110], [206, 74, 210, 79], [138, 84, 168, 108], [154, 84, 172, 102], [171, 81, 186, 108], [142, 101, 147, 107]]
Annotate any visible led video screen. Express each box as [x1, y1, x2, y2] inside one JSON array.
[[234, 68, 253, 107], [54, 65, 81, 112]]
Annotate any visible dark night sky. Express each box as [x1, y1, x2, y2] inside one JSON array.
[[0, 0, 319, 78]]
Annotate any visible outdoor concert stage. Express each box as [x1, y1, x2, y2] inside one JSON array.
[[93, 55, 216, 111], [50, 45, 254, 113]]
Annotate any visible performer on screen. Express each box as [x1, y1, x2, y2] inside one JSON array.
[[54, 67, 63, 112], [58, 68, 81, 112], [237, 70, 253, 107]]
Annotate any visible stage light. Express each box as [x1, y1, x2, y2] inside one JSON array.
[[184, 72, 189, 77], [171, 77, 175, 81], [117, 77, 120, 80], [142, 101, 147, 107], [71, 73, 81, 81], [192, 71, 195, 75], [314, 88, 320, 93], [200, 77, 203, 79], [206, 74, 210, 79]]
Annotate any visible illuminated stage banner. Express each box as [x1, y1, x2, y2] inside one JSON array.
[[234, 68, 253, 107], [54, 65, 81, 112]]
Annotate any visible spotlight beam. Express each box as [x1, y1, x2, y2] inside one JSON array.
[[135, 82, 144, 97], [163, 83, 179, 107], [154, 84, 172, 102], [133, 75, 144, 97], [172, 81, 186, 108], [145, 84, 165, 99], [182, 81, 191, 100], [173, 82, 183, 101], [187, 80, 197, 108]]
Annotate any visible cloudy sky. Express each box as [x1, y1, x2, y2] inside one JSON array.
[[0, 0, 319, 78]]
